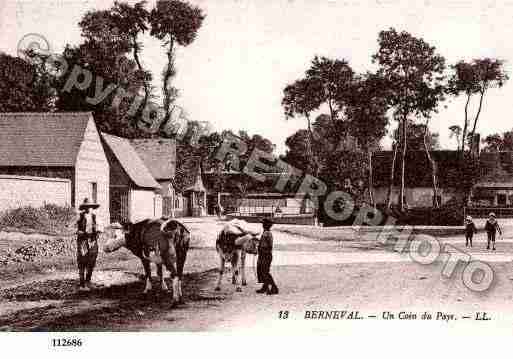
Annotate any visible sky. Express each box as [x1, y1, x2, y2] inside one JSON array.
[[1, 0, 513, 154]]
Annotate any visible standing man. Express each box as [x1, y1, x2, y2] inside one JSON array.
[[485, 212, 502, 251], [256, 218, 279, 295], [76, 198, 100, 291]]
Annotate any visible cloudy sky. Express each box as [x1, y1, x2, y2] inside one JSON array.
[[1, 0, 513, 154]]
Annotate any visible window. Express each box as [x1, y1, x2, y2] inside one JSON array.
[[90, 182, 97, 203], [497, 193, 507, 206]]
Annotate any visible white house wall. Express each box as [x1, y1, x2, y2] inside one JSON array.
[[75, 118, 110, 225], [129, 189, 162, 222], [0, 175, 71, 212]]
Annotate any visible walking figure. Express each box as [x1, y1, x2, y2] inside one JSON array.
[[256, 218, 279, 295], [464, 215, 477, 247], [76, 198, 100, 291], [485, 212, 502, 251]]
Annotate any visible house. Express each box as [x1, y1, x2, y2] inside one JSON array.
[[0, 112, 110, 223], [130, 138, 184, 217], [101, 133, 162, 223], [471, 151, 513, 207], [371, 150, 461, 208]]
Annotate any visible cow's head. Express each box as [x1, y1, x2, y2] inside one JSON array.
[[103, 222, 129, 253]]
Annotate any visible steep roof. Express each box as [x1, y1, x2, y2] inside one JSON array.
[[101, 133, 161, 189], [131, 138, 176, 180], [0, 112, 91, 167], [372, 150, 461, 187]]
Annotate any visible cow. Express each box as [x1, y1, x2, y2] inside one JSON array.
[[103, 218, 190, 303], [215, 220, 260, 292]]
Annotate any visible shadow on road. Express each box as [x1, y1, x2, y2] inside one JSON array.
[[0, 268, 224, 331]]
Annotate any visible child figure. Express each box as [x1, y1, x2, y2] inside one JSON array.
[[485, 212, 502, 251], [464, 215, 477, 247], [256, 218, 279, 295]]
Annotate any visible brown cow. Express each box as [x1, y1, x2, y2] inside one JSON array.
[[103, 218, 190, 303]]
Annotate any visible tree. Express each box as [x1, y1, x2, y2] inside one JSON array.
[[449, 125, 462, 151], [448, 58, 508, 155], [149, 0, 205, 135], [346, 73, 389, 206], [305, 56, 354, 143], [482, 130, 513, 152], [110, 1, 152, 111], [373, 28, 446, 211], [52, 4, 153, 138], [282, 77, 322, 175], [0, 52, 55, 112], [405, 123, 440, 151]]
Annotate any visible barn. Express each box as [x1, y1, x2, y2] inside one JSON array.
[[0, 112, 110, 223], [130, 138, 183, 218], [101, 133, 162, 223]]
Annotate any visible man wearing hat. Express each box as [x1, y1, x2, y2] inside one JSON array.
[[485, 212, 502, 251], [76, 198, 100, 291], [256, 217, 279, 295]]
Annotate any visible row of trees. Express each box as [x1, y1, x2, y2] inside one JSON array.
[[2, 0, 205, 139], [282, 28, 508, 212]]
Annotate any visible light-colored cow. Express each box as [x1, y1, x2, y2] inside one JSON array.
[[215, 220, 259, 292]]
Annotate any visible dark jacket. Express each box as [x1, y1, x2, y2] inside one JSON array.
[[77, 212, 97, 235], [258, 230, 273, 255], [485, 219, 501, 235], [465, 222, 477, 236]]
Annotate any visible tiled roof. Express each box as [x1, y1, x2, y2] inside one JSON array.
[[102, 133, 161, 189], [0, 112, 91, 167], [372, 150, 461, 187], [131, 138, 176, 180]]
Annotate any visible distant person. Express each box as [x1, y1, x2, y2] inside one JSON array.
[[464, 215, 477, 248], [485, 212, 502, 251], [256, 218, 278, 295], [76, 198, 100, 291]]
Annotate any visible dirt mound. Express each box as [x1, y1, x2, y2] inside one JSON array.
[[0, 236, 75, 266]]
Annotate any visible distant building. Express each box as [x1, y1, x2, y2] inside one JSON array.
[[101, 133, 161, 223], [0, 112, 110, 223], [371, 150, 461, 208], [202, 171, 314, 217], [471, 151, 513, 207], [131, 138, 182, 217]]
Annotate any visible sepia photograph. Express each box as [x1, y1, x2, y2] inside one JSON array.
[[1, 0, 513, 352]]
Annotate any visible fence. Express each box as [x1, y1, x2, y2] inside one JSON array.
[[464, 206, 513, 219]]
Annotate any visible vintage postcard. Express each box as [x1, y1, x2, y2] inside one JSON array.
[[0, 0, 512, 355]]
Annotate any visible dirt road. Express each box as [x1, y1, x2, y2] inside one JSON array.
[[1, 217, 513, 331]]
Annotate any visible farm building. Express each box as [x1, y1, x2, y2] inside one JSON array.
[[371, 150, 460, 208], [470, 151, 513, 206], [0, 112, 109, 223], [131, 138, 185, 218], [101, 133, 162, 223]]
